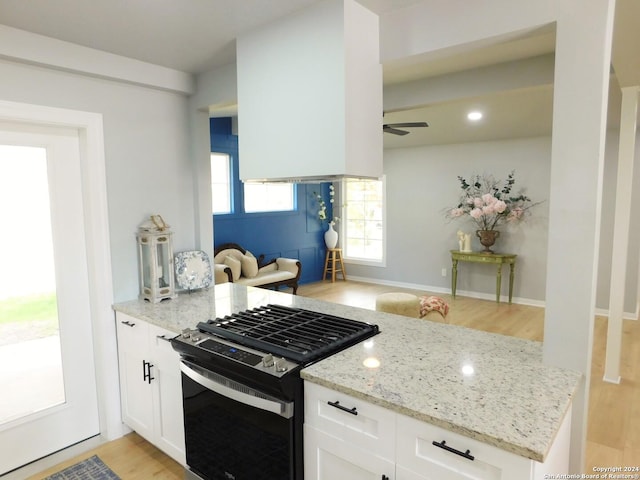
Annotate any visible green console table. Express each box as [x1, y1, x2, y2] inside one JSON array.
[[450, 250, 517, 303]]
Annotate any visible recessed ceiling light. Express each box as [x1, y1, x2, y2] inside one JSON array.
[[467, 111, 483, 121]]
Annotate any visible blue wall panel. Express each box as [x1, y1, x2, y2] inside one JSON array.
[[210, 118, 331, 284]]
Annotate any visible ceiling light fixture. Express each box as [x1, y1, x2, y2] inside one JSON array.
[[467, 111, 483, 121]]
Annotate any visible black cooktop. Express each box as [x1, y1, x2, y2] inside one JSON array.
[[197, 304, 379, 363]]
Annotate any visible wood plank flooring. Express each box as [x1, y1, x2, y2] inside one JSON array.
[[25, 432, 183, 480], [24, 280, 640, 477]]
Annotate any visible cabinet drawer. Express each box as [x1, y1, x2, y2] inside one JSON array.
[[305, 382, 395, 459], [396, 414, 531, 480]]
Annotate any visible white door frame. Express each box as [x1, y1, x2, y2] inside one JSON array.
[[0, 100, 122, 441]]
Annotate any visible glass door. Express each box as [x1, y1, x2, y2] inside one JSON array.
[[0, 127, 100, 475], [0, 145, 65, 425]]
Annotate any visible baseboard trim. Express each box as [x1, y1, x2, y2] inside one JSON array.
[[345, 275, 545, 307]]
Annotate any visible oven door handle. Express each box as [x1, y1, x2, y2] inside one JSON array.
[[180, 360, 294, 419]]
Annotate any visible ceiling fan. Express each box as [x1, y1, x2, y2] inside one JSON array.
[[383, 121, 429, 136]]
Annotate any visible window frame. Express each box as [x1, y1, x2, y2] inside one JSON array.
[[340, 176, 386, 267], [242, 181, 296, 214], [210, 151, 233, 215]]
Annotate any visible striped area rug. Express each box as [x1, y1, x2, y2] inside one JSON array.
[[44, 455, 120, 480]]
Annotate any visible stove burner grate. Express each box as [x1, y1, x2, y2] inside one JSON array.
[[197, 304, 378, 363]]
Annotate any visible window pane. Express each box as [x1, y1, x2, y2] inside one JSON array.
[[0, 145, 65, 425], [211, 153, 231, 214], [343, 178, 385, 262], [244, 183, 295, 213]]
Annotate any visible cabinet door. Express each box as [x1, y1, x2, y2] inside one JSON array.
[[304, 425, 395, 480], [397, 465, 427, 480], [115, 313, 154, 441], [149, 324, 185, 465]]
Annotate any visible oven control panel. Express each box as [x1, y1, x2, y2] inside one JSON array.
[[174, 328, 299, 377], [199, 339, 263, 365]]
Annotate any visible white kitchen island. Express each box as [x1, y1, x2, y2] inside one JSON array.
[[113, 283, 580, 478]]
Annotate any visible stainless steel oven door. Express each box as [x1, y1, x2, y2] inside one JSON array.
[[180, 360, 296, 480]]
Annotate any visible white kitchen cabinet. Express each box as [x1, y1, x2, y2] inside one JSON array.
[[305, 382, 396, 456], [395, 408, 572, 480], [305, 425, 395, 480], [304, 381, 571, 480], [305, 382, 396, 480], [115, 312, 185, 465], [396, 413, 531, 480]]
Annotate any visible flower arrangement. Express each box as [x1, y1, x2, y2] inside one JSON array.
[[447, 171, 539, 231], [314, 184, 340, 225]]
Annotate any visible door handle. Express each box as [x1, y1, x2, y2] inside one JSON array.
[[432, 440, 474, 461], [180, 360, 294, 418], [327, 400, 358, 416], [142, 360, 155, 384]]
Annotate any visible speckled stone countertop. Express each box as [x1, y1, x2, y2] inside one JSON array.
[[113, 283, 581, 463]]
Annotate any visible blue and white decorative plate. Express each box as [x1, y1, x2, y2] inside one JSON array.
[[174, 250, 213, 291]]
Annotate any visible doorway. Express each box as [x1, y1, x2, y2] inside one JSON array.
[[0, 125, 100, 474]]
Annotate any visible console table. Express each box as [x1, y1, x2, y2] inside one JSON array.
[[450, 250, 517, 303]]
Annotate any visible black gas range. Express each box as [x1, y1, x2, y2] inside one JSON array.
[[171, 303, 379, 480]]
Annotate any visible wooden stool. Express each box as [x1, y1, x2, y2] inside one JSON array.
[[323, 248, 346, 282]]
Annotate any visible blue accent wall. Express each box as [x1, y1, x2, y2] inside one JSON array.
[[210, 118, 331, 284]]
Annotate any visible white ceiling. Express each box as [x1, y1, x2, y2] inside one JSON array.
[[0, 0, 425, 74], [0, 0, 637, 148]]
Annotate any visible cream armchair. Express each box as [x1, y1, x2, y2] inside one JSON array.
[[213, 243, 302, 294]]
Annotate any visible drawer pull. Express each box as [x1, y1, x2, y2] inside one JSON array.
[[432, 440, 475, 461], [327, 400, 358, 416], [121, 320, 135, 327], [156, 334, 173, 342]]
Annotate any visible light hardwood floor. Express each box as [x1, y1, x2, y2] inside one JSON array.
[[25, 280, 640, 478], [25, 431, 184, 480]]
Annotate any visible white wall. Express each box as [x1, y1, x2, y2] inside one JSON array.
[[0, 58, 194, 302], [348, 137, 551, 302], [188, 63, 240, 260]]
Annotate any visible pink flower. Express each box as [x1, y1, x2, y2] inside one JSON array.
[[470, 208, 483, 219], [481, 193, 496, 205], [473, 197, 484, 208], [450, 207, 465, 217], [482, 205, 495, 215], [507, 207, 524, 221], [494, 200, 507, 213]]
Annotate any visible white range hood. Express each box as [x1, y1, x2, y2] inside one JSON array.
[[236, 0, 383, 183]]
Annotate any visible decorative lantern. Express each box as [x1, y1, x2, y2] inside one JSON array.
[[136, 215, 176, 303]]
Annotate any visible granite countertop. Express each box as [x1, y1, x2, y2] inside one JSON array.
[[113, 283, 581, 463]]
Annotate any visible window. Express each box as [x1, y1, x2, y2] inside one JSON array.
[[244, 183, 295, 213], [211, 152, 232, 214], [342, 177, 385, 263]]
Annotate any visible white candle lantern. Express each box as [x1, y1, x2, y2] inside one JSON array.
[[136, 215, 176, 303]]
